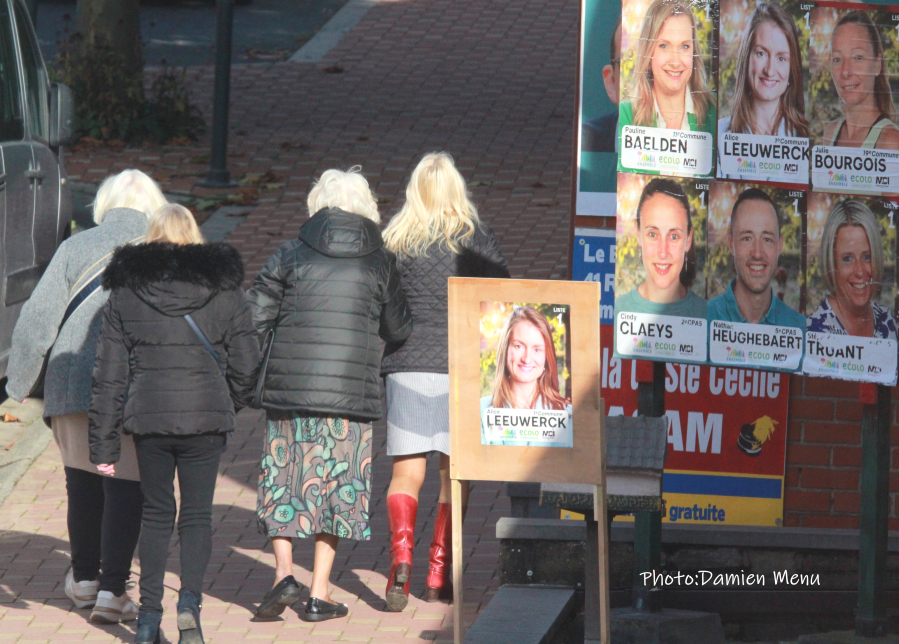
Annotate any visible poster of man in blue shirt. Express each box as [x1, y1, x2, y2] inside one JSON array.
[[707, 185, 806, 371]]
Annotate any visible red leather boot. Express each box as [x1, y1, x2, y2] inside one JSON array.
[[424, 502, 453, 602], [385, 494, 417, 612]]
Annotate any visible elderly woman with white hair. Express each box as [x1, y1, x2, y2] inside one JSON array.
[[6, 169, 166, 623], [247, 167, 412, 622], [807, 199, 897, 339]]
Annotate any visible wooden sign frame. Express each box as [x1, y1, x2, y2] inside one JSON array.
[[447, 277, 610, 644]]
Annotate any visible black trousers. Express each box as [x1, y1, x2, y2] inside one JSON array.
[[134, 433, 225, 613], [64, 466, 143, 595]]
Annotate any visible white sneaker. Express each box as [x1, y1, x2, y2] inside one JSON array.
[[64, 569, 98, 609], [90, 590, 139, 623]]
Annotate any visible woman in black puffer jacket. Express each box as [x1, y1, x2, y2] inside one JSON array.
[[379, 152, 509, 610], [247, 167, 412, 623], [89, 204, 261, 644]]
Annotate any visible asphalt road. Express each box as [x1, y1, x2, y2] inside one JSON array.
[[34, 0, 349, 66]]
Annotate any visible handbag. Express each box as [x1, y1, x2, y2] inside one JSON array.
[[252, 325, 275, 409]]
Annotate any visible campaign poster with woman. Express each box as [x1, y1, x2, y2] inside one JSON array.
[[614, 172, 709, 362], [706, 182, 806, 371], [618, 0, 718, 178], [808, 5, 899, 195], [716, 0, 810, 183], [479, 302, 574, 447], [803, 192, 898, 384]]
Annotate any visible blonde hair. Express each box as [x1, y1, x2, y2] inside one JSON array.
[[491, 307, 568, 411], [628, 0, 712, 128], [93, 169, 167, 225], [146, 204, 204, 245], [819, 200, 883, 297], [307, 166, 380, 222], [382, 152, 480, 257]]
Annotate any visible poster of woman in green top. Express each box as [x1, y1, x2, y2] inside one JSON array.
[[618, 0, 718, 177]]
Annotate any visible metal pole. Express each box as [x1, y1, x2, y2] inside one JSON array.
[[198, 0, 237, 188], [856, 383, 890, 637], [633, 361, 665, 613]]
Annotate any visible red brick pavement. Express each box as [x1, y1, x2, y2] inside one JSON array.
[[0, 0, 582, 641], [0, 410, 511, 643]]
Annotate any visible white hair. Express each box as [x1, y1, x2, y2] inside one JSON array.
[[307, 166, 380, 223], [92, 169, 167, 225]]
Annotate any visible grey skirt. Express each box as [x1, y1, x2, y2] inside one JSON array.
[[385, 372, 450, 456]]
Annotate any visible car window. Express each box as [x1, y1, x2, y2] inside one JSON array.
[[12, 0, 47, 141], [0, 0, 24, 141]]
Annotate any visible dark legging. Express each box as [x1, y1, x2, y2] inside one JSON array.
[[134, 433, 225, 613], [64, 466, 143, 595]]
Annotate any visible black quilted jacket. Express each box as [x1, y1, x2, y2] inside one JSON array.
[[247, 207, 412, 420], [381, 225, 509, 375], [89, 242, 262, 465]]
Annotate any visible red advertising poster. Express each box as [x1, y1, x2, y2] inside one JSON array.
[[601, 325, 788, 526]]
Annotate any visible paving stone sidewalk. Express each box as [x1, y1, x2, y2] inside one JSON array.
[[0, 409, 509, 644], [0, 0, 582, 641]]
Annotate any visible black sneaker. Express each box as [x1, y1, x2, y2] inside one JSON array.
[[299, 597, 349, 622], [255, 575, 304, 619]]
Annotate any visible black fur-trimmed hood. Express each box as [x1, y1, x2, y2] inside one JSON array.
[[103, 242, 245, 316]]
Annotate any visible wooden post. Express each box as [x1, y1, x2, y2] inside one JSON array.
[[452, 478, 465, 644], [633, 361, 665, 612], [856, 383, 890, 637]]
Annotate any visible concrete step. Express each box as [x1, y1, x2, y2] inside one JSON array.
[[465, 585, 578, 644]]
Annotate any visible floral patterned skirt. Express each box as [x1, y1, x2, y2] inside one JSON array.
[[257, 413, 372, 541]]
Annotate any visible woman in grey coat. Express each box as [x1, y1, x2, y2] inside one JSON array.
[[6, 169, 167, 623]]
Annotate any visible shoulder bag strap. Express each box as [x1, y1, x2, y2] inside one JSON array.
[[184, 313, 225, 377]]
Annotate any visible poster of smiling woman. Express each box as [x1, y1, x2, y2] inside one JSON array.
[[480, 302, 573, 447], [803, 191, 898, 384], [716, 0, 810, 184], [614, 172, 709, 362], [618, 0, 718, 177], [808, 4, 899, 195]]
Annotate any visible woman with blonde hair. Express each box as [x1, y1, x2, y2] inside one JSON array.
[[248, 167, 412, 622], [380, 152, 509, 610], [618, 0, 716, 134], [806, 200, 897, 339], [6, 169, 165, 625], [823, 11, 899, 150], [90, 203, 260, 644]]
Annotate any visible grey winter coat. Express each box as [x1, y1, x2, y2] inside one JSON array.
[[6, 208, 148, 420]]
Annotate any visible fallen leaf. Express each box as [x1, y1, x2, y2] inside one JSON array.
[[3, 413, 21, 423]]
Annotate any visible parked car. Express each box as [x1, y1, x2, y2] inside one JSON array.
[[0, 0, 74, 378]]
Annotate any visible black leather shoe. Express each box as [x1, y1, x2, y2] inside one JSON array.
[[177, 590, 204, 644], [255, 575, 304, 619], [135, 610, 162, 644], [299, 597, 349, 622]]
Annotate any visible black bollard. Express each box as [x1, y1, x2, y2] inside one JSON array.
[[199, 0, 237, 188]]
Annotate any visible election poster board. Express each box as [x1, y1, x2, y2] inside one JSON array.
[[802, 191, 899, 384], [808, 3, 899, 195], [479, 302, 574, 447], [601, 327, 788, 527], [448, 278, 610, 644], [577, 0, 623, 216], [618, 0, 718, 177], [614, 172, 709, 363], [706, 182, 807, 372], [716, 0, 810, 184]]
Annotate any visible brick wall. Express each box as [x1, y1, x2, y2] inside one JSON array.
[[784, 375, 899, 530]]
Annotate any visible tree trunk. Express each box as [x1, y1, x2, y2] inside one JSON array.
[[75, 0, 142, 74]]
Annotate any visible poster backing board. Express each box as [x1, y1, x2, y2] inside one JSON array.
[[448, 277, 609, 644], [449, 278, 604, 484]]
